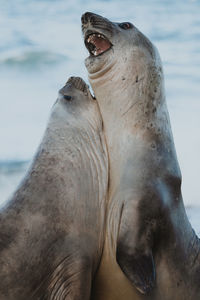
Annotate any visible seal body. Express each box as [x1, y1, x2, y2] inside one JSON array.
[[82, 12, 200, 300], [0, 77, 108, 299]]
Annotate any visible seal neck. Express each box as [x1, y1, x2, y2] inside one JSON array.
[[89, 60, 166, 134]]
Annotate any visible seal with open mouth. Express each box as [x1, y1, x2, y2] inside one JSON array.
[[0, 77, 108, 299], [82, 12, 200, 300]]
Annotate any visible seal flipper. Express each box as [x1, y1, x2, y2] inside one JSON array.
[[116, 242, 155, 294]]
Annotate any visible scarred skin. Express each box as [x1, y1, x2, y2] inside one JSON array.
[[0, 77, 108, 300], [82, 12, 200, 300]]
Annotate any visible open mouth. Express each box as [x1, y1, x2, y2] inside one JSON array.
[[84, 32, 112, 57]]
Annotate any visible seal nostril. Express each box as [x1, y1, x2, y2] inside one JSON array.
[[90, 16, 96, 23], [81, 12, 94, 24], [63, 95, 72, 101]]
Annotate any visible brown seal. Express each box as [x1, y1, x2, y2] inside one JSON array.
[[82, 12, 200, 300], [0, 77, 108, 299]]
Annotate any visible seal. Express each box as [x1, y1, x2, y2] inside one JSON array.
[[82, 12, 200, 300], [0, 77, 108, 300]]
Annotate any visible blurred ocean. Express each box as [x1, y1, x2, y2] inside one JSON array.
[[0, 0, 200, 233]]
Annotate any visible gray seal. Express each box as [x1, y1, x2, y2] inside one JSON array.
[[0, 77, 108, 299], [82, 12, 200, 300]]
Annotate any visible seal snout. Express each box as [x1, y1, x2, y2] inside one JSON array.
[[81, 12, 94, 25], [81, 11, 112, 30], [66, 77, 88, 94], [59, 77, 89, 101], [81, 12, 107, 25]]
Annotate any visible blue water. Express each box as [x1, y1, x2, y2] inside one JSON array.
[[0, 0, 200, 231]]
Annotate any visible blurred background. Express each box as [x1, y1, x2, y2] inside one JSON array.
[[0, 0, 200, 232]]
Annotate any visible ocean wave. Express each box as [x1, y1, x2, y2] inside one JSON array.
[[0, 160, 29, 206], [0, 51, 67, 70], [0, 160, 29, 174]]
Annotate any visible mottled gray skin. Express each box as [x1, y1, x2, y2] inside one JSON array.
[[82, 12, 200, 300], [0, 77, 108, 300]]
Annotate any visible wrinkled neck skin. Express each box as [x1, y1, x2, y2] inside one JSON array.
[[0, 99, 108, 299], [88, 47, 200, 299], [88, 45, 174, 228], [88, 44, 163, 120], [87, 46, 171, 186]]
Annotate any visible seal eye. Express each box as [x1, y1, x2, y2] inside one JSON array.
[[63, 95, 72, 101], [119, 22, 132, 30]]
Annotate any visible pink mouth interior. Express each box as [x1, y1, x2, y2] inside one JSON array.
[[92, 36, 111, 55], [86, 33, 112, 56]]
